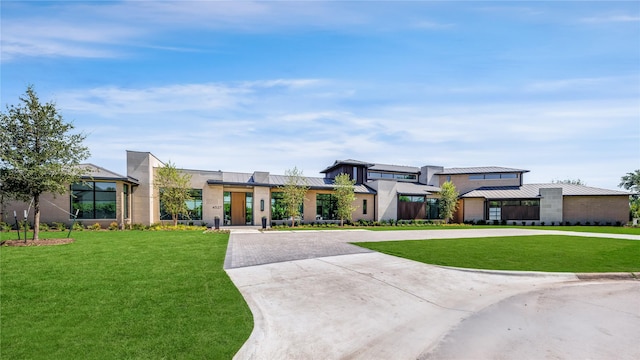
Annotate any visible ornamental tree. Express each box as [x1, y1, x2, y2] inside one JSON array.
[[154, 161, 192, 226], [333, 173, 356, 226], [0, 85, 90, 240], [438, 181, 459, 223], [279, 167, 309, 227]]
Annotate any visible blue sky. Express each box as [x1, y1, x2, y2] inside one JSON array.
[[2, 1, 639, 189]]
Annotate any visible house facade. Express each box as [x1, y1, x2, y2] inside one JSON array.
[[1, 150, 630, 228]]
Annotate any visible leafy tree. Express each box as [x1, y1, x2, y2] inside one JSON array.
[[279, 167, 309, 227], [333, 173, 357, 226], [619, 169, 640, 219], [0, 85, 90, 240], [619, 170, 640, 193], [551, 178, 586, 185], [438, 181, 459, 223], [154, 161, 192, 226]]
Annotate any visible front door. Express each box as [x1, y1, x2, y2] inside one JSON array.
[[231, 193, 246, 225]]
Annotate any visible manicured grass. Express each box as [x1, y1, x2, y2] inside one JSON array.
[[368, 225, 640, 235], [521, 225, 640, 235], [0, 231, 252, 359], [356, 235, 640, 273]]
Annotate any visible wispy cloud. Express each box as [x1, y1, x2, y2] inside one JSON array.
[[580, 15, 640, 23]]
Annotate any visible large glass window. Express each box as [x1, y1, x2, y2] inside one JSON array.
[[160, 189, 202, 221], [271, 192, 287, 220], [71, 181, 117, 219], [272, 192, 303, 221], [426, 198, 440, 219], [316, 194, 338, 220], [488, 199, 540, 221]]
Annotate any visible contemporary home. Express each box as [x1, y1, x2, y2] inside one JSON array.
[[1, 150, 630, 228]]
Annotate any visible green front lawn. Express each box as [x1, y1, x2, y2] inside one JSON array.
[[0, 231, 252, 359], [356, 235, 640, 273]]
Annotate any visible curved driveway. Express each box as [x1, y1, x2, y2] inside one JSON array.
[[225, 229, 640, 359]]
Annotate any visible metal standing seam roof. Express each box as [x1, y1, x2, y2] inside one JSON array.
[[80, 163, 139, 184], [461, 184, 630, 199], [208, 172, 376, 194], [394, 182, 441, 195], [437, 166, 530, 175]]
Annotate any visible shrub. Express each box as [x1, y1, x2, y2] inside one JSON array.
[[108, 222, 119, 231], [521, 221, 526, 226], [565, 221, 571, 226], [540, 222, 545, 226], [131, 223, 147, 231], [39, 223, 50, 231], [551, 221, 555, 226], [616, 221, 622, 227], [501, 219, 507, 226], [575, 222, 581, 226], [88, 223, 102, 231], [531, 222, 535, 226], [512, 221, 517, 226], [73, 222, 84, 231], [0, 222, 11, 232], [585, 221, 591, 226], [52, 222, 67, 231]]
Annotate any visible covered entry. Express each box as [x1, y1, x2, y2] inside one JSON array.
[[224, 191, 254, 225]]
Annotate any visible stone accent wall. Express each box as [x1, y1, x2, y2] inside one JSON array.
[[462, 198, 484, 222], [540, 188, 563, 224], [563, 195, 629, 224]]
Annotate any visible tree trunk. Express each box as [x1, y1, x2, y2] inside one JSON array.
[[33, 194, 40, 240], [173, 214, 178, 227]]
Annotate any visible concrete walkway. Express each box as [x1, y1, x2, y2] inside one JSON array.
[[225, 229, 640, 359]]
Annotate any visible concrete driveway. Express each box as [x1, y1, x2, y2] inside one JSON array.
[[224, 229, 640, 359]]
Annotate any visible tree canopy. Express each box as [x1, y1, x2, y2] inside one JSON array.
[[551, 178, 586, 185], [0, 85, 90, 240], [619, 169, 640, 219], [279, 167, 309, 227], [154, 162, 192, 226], [438, 181, 459, 223], [333, 173, 356, 226]]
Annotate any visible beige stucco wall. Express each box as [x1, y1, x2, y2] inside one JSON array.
[[442, 174, 521, 195], [563, 195, 629, 224], [127, 151, 164, 225], [462, 198, 485, 222]]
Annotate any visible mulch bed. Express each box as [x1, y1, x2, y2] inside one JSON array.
[[1, 238, 75, 247]]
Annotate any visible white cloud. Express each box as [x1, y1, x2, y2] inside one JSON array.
[[580, 15, 640, 23]]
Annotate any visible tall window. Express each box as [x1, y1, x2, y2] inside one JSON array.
[[363, 199, 367, 215], [160, 189, 202, 221], [224, 192, 231, 225], [71, 182, 117, 219], [123, 184, 129, 219], [316, 194, 338, 220], [352, 167, 358, 182], [426, 198, 439, 219], [245, 192, 253, 225]]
